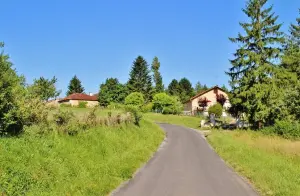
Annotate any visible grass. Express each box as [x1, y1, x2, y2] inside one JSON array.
[[58, 107, 122, 117], [145, 113, 204, 130], [207, 131, 300, 196], [0, 120, 164, 195]]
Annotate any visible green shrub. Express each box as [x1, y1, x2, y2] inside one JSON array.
[[141, 102, 153, 113], [125, 92, 144, 106], [125, 105, 142, 126], [78, 101, 88, 108], [107, 102, 125, 110], [60, 103, 72, 108], [53, 109, 74, 126], [153, 93, 183, 114], [261, 120, 300, 139], [162, 107, 173, 114], [208, 103, 223, 117]]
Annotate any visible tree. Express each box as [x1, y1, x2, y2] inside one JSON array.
[[151, 56, 164, 93], [198, 97, 210, 111], [152, 93, 182, 114], [98, 78, 127, 107], [67, 75, 84, 96], [216, 94, 227, 106], [202, 84, 208, 91], [227, 0, 286, 128], [125, 92, 145, 106], [290, 9, 300, 45], [221, 84, 229, 92], [29, 76, 61, 101], [127, 56, 153, 101], [194, 82, 203, 94], [167, 79, 180, 96], [178, 78, 194, 103], [0, 44, 24, 134]]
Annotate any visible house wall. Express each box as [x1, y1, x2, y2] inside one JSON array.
[[60, 100, 99, 107], [69, 100, 99, 107], [184, 88, 230, 114]]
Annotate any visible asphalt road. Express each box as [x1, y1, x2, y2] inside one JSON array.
[[112, 124, 258, 196]]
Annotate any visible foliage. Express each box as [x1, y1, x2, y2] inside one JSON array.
[[125, 92, 145, 106], [107, 102, 125, 110], [216, 94, 227, 106], [124, 105, 143, 126], [227, 0, 287, 128], [66, 75, 84, 96], [167, 79, 180, 96], [53, 109, 74, 126], [60, 103, 72, 108], [29, 76, 61, 101], [141, 102, 153, 113], [261, 120, 300, 139], [198, 97, 210, 110], [127, 56, 153, 101], [78, 101, 88, 108], [98, 78, 127, 107], [208, 103, 223, 118], [0, 45, 25, 135], [152, 93, 183, 114], [194, 82, 208, 94], [151, 56, 164, 93], [178, 78, 194, 103]]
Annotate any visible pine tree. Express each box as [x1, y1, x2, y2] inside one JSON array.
[[167, 79, 180, 96], [227, 0, 285, 127], [67, 75, 85, 96], [127, 56, 153, 101], [194, 82, 203, 94], [179, 78, 194, 102], [151, 56, 164, 93], [290, 9, 300, 45]]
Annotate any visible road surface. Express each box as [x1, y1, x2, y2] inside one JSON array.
[[112, 124, 258, 196]]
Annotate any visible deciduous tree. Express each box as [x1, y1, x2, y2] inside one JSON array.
[[151, 56, 164, 93], [98, 78, 126, 107]]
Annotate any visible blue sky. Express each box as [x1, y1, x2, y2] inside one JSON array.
[[1, 0, 299, 95]]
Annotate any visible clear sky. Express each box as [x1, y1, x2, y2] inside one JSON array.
[[1, 0, 299, 95]]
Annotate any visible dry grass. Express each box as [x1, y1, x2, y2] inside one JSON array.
[[229, 131, 300, 157]]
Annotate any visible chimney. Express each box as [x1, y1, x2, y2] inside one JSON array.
[[89, 92, 93, 96]]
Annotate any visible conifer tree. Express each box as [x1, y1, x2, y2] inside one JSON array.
[[67, 75, 85, 96], [127, 56, 153, 101], [151, 56, 164, 93], [194, 82, 203, 94], [227, 0, 285, 127], [167, 79, 180, 96], [179, 78, 194, 102]]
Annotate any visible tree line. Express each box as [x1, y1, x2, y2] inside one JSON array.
[[227, 0, 300, 128]]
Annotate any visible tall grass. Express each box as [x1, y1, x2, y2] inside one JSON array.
[[208, 131, 300, 196], [145, 113, 203, 129], [0, 120, 164, 195]]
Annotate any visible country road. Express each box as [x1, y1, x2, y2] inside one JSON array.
[[112, 124, 258, 196]]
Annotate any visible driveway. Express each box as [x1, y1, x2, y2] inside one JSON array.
[[112, 124, 258, 196]]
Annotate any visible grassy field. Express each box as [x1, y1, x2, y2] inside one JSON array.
[[207, 131, 300, 196], [145, 113, 203, 130], [0, 120, 164, 195]]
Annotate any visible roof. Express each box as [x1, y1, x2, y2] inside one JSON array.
[[186, 86, 227, 103], [59, 93, 98, 102]]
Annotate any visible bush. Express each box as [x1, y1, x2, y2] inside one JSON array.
[[141, 102, 153, 113], [53, 109, 74, 126], [78, 101, 88, 108], [261, 120, 300, 139], [162, 107, 173, 114], [153, 93, 183, 114], [125, 92, 144, 106], [60, 103, 72, 108], [208, 103, 223, 117], [124, 105, 142, 126]]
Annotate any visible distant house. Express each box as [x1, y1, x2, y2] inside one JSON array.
[[58, 93, 99, 107], [184, 86, 231, 116]]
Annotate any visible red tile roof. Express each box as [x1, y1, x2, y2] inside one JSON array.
[[59, 93, 98, 102], [185, 86, 227, 103]]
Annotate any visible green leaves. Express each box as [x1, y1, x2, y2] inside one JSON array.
[[98, 78, 126, 107], [151, 56, 164, 93], [227, 0, 286, 127], [66, 75, 84, 96], [29, 76, 61, 101]]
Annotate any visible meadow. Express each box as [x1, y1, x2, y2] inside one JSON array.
[[0, 108, 164, 195]]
